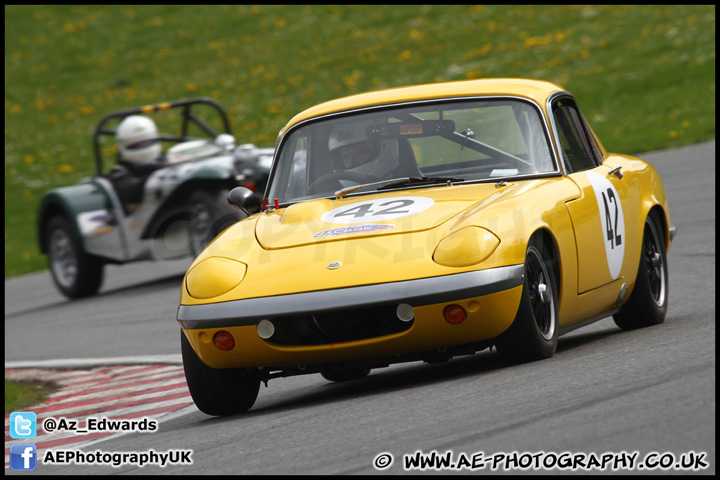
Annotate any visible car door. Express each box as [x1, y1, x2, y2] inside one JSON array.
[[552, 96, 631, 294]]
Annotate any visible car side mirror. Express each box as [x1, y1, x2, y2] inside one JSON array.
[[227, 187, 262, 215]]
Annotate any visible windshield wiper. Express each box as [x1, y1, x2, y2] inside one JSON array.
[[334, 176, 464, 199], [377, 176, 464, 191], [334, 177, 412, 199]]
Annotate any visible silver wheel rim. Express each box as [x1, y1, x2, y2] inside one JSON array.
[[49, 228, 78, 289], [644, 220, 666, 308], [526, 246, 556, 341]]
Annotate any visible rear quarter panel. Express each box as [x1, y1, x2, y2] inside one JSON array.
[[602, 153, 672, 297]]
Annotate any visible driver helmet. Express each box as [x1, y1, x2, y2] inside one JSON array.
[[116, 115, 161, 164], [328, 120, 399, 179]]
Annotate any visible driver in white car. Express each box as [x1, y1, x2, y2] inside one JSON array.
[[110, 115, 165, 212]]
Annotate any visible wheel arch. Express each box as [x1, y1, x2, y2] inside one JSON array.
[[37, 185, 107, 254], [646, 204, 669, 252], [527, 227, 561, 296]]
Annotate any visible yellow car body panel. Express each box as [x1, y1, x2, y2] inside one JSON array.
[[182, 180, 567, 304]]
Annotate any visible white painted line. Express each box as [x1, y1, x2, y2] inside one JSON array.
[[5, 355, 183, 369]]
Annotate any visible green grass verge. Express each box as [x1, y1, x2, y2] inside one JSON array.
[[5, 379, 57, 413], [4, 5, 716, 278]]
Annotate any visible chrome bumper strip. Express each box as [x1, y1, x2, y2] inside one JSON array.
[[177, 264, 524, 329]]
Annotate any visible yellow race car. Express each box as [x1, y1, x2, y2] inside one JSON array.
[[178, 79, 675, 415]]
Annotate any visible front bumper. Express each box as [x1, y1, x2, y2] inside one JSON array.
[[179, 264, 525, 369], [178, 264, 524, 329]]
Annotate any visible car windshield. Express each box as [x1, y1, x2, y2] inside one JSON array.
[[267, 98, 557, 204]]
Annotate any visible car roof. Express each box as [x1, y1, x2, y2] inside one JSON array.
[[280, 78, 566, 136]]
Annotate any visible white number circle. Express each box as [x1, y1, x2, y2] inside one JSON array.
[[587, 171, 625, 279], [321, 196, 435, 224]]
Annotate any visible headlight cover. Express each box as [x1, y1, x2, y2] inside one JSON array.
[[186, 256, 247, 299], [433, 226, 500, 267]]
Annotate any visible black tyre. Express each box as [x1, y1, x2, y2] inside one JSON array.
[[45, 216, 104, 299], [187, 190, 242, 255], [320, 367, 371, 382], [613, 212, 668, 330], [495, 242, 559, 363], [181, 332, 260, 416]]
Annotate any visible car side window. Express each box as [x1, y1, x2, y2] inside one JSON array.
[[551, 97, 599, 173]]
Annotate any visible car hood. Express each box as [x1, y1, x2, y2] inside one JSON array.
[[255, 183, 509, 250]]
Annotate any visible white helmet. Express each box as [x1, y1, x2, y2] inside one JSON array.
[[116, 115, 161, 164], [328, 120, 398, 179]]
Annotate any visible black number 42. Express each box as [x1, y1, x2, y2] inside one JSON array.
[[602, 189, 622, 249], [334, 199, 414, 218]]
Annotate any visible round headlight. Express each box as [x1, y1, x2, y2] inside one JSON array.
[[433, 226, 500, 267], [186, 256, 247, 299]]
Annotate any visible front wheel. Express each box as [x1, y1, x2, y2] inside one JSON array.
[[495, 242, 559, 363], [181, 332, 260, 416], [613, 212, 668, 330], [45, 216, 104, 299]]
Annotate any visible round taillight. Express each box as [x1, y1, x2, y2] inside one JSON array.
[[443, 304, 466, 325], [213, 331, 235, 351]]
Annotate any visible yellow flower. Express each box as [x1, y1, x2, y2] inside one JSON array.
[[397, 50, 412, 62], [25, 154, 35, 164], [59, 164, 75, 173], [668, 131, 678, 138], [343, 70, 361, 89], [524, 35, 552, 48]]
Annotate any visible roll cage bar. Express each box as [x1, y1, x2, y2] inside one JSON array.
[[92, 97, 232, 175]]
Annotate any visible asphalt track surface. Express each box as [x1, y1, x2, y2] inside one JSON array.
[[5, 141, 715, 475]]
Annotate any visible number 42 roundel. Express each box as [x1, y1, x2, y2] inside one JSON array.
[[586, 171, 625, 279], [321, 197, 435, 224]]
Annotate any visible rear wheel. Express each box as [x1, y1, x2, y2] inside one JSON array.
[[45, 216, 104, 299], [613, 212, 668, 330], [495, 242, 558, 363], [188, 190, 242, 255], [181, 332, 260, 416]]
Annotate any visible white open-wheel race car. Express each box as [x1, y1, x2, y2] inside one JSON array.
[[37, 98, 273, 299]]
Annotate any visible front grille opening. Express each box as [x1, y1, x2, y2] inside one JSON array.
[[264, 304, 413, 346]]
